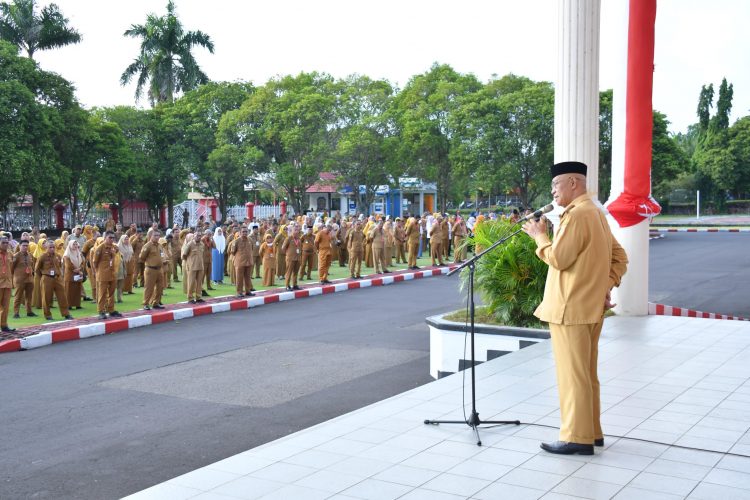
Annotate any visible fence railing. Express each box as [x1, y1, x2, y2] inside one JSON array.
[[173, 201, 293, 228]]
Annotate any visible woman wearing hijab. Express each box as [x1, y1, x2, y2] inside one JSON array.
[[212, 227, 226, 285], [63, 240, 84, 309], [117, 235, 134, 300]]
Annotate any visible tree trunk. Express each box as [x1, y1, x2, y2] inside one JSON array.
[[31, 193, 40, 229]]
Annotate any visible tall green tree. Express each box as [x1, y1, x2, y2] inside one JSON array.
[[696, 83, 714, 136], [332, 75, 394, 215], [164, 81, 253, 219], [709, 77, 733, 134], [221, 72, 338, 214], [0, 0, 80, 59], [393, 63, 482, 212], [651, 111, 690, 200], [450, 75, 553, 209], [120, 0, 214, 105], [0, 39, 77, 226]]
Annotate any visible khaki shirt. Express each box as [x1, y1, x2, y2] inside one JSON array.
[[281, 235, 302, 262], [140, 241, 163, 268], [231, 236, 254, 267], [347, 230, 365, 252], [369, 227, 385, 249], [12, 251, 34, 286], [92, 243, 118, 282], [249, 233, 261, 257], [35, 253, 63, 281], [532, 194, 628, 325], [0, 250, 12, 288], [315, 231, 332, 253], [182, 240, 204, 271], [301, 233, 315, 253], [405, 223, 420, 244]]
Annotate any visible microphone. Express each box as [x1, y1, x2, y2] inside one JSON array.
[[519, 204, 554, 223]]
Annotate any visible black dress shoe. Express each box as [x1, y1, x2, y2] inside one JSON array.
[[292, 285, 301, 290], [595, 438, 604, 447], [27, 312, 37, 317], [189, 299, 196, 304], [45, 316, 53, 321], [110, 311, 123, 317], [286, 286, 293, 291], [196, 298, 205, 303], [201, 290, 209, 297], [245, 292, 255, 297], [13, 313, 19, 319], [64, 315, 73, 320], [143, 305, 151, 311], [1, 326, 16, 333], [540, 441, 594, 455], [153, 304, 165, 309]]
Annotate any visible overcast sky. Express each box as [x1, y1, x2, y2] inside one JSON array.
[[31, 0, 750, 134]]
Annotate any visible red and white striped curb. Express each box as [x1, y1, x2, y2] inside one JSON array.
[[650, 228, 750, 233], [649, 302, 750, 321], [0, 266, 459, 354]]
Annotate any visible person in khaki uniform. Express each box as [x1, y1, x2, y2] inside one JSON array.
[[249, 225, 262, 279], [35, 240, 73, 321], [129, 229, 145, 288], [139, 230, 165, 310], [181, 233, 205, 304], [281, 225, 302, 291], [259, 233, 276, 287], [63, 240, 84, 310], [273, 227, 288, 281], [12, 240, 35, 318], [119, 235, 136, 294], [229, 227, 255, 297], [452, 216, 468, 263], [170, 224, 182, 282], [394, 218, 406, 264], [298, 227, 315, 281], [441, 215, 451, 261], [161, 236, 172, 291], [346, 221, 365, 279], [337, 220, 348, 267], [0, 235, 15, 332], [81, 234, 97, 300], [405, 217, 421, 270], [429, 215, 445, 266], [92, 232, 122, 319], [383, 220, 395, 268], [522, 161, 628, 456], [201, 231, 215, 294], [368, 220, 389, 274], [315, 224, 333, 284]]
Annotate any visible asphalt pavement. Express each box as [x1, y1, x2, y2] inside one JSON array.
[[0, 276, 466, 499], [649, 232, 750, 317]]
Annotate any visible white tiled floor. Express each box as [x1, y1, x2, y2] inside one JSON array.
[[125, 315, 750, 499]]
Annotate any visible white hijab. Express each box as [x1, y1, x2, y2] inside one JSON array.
[[214, 227, 226, 253], [63, 240, 83, 268]]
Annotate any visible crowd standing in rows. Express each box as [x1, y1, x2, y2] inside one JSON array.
[[0, 207, 529, 332]]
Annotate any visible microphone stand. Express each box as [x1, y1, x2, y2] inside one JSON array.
[[424, 220, 538, 446]]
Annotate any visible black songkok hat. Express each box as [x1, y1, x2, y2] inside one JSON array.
[[551, 161, 587, 178]]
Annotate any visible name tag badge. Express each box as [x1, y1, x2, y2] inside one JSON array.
[[49, 270, 55, 276], [256, 242, 260, 246], [110, 260, 113, 267], [296, 249, 300, 254], [25, 267, 31, 274]]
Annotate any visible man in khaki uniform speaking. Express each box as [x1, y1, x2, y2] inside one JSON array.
[[522, 161, 628, 456]]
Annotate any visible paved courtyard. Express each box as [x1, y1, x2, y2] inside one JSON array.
[[126, 314, 750, 499]]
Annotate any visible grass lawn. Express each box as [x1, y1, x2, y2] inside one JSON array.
[[8, 255, 447, 330]]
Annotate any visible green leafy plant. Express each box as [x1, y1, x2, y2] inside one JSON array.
[[461, 219, 548, 328]]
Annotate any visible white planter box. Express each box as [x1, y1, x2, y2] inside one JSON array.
[[426, 314, 550, 379]]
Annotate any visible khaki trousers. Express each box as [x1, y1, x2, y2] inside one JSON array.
[[299, 251, 315, 279], [42, 276, 70, 317], [318, 251, 332, 281], [549, 321, 604, 445], [285, 260, 300, 287], [407, 242, 419, 268], [14, 282, 33, 315], [96, 280, 115, 313], [430, 240, 443, 266], [252, 256, 261, 278], [453, 236, 466, 262], [349, 249, 362, 277], [65, 280, 82, 309], [235, 265, 253, 294], [187, 270, 203, 300], [262, 262, 276, 287], [372, 246, 386, 273], [0, 288, 10, 327], [396, 243, 406, 264], [143, 267, 163, 306]]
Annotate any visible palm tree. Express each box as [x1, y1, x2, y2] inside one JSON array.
[[0, 0, 81, 59], [120, 1, 214, 105]]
